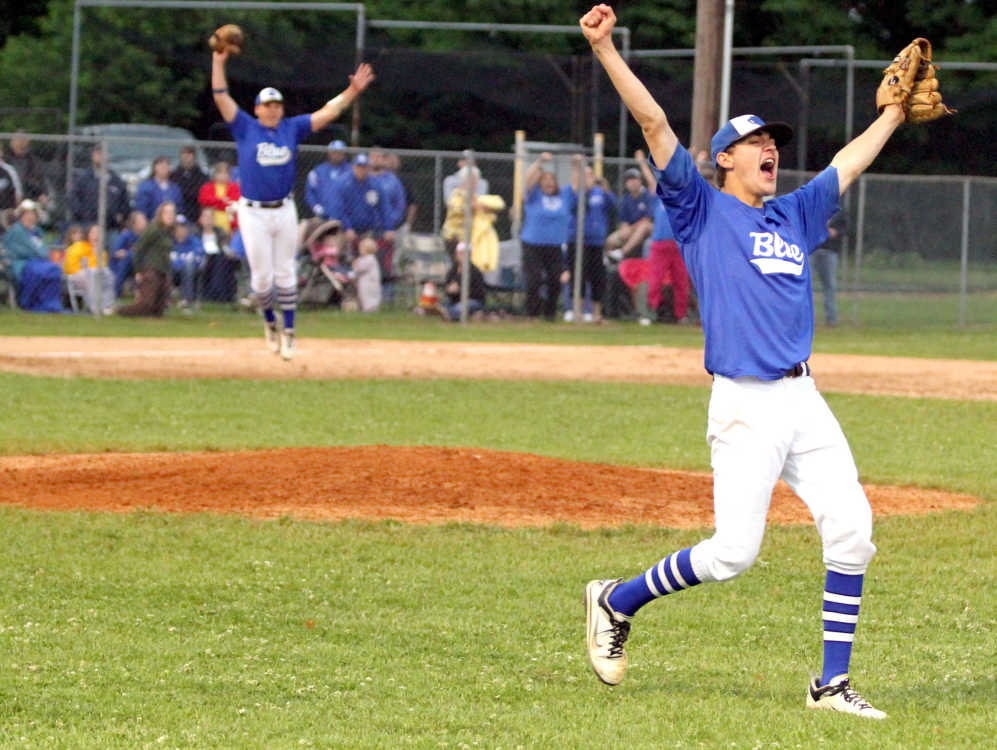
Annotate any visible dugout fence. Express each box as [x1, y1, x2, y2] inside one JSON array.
[[1, 131, 994, 327]]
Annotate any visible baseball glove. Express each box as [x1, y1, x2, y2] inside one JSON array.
[[209, 24, 244, 56], [876, 38, 955, 123], [905, 39, 956, 124]]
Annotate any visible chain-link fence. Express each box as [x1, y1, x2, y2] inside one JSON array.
[[1, 131, 994, 325]]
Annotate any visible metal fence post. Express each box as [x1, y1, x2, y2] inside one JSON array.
[[95, 137, 109, 318], [572, 155, 586, 323], [959, 179, 970, 327], [851, 174, 866, 325], [460, 150, 475, 324]]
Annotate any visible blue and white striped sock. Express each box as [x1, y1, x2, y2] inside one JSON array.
[[820, 570, 864, 686], [607, 547, 702, 617], [277, 285, 296, 331], [257, 287, 276, 324]]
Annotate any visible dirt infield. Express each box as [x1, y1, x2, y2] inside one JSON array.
[[0, 336, 986, 526], [0, 336, 994, 400], [0, 447, 980, 529]]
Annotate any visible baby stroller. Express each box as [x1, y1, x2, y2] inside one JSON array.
[[297, 217, 356, 308]]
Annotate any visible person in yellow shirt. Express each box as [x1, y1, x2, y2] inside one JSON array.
[[440, 166, 505, 273], [63, 224, 116, 314]]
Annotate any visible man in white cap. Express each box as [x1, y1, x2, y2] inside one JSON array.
[[211, 46, 374, 360]]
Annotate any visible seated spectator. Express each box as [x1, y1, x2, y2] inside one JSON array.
[[171, 145, 208, 224], [2, 200, 64, 312], [197, 206, 240, 303], [171, 214, 204, 311], [299, 217, 354, 308], [305, 140, 351, 219], [110, 211, 147, 297], [353, 236, 381, 313], [430, 241, 487, 321], [605, 156, 654, 260], [54, 224, 84, 266], [198, 161, 240, 235], [135, 156, 183, 220], [68, 144, 131, 232], [118, 201, 175, 317], [63, 223, 116, 314]]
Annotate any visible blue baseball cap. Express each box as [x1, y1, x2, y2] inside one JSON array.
[[352, 153, 369, 166], [328, 139, 347, 151], [710, 115, 792, 164], [255, 87, 283, 106]]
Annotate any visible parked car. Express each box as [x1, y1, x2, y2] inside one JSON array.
[[75, 124, 211, 195]]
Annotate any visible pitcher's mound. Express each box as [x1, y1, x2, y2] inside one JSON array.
[[0, 447, 979, 528]]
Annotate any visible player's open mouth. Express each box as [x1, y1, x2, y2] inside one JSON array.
[[761, 158, 776, 178]]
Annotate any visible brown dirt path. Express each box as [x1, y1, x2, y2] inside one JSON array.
[[0, 336, 994, 400], [0, 447, 980, 529]]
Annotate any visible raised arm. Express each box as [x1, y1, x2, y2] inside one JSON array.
[[310, 63, 375, 133], [830, 105, 905, 194], [580, 5, 678, 168], [211, 50, 238, 124], [634, 149, 656, 192], [524, 152, 552, 191]]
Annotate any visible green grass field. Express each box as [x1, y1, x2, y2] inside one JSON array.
[[0, 310, 994, 748]]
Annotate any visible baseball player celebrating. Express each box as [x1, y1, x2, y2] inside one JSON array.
[[580, 6, 953, 718], [211, 40, 374, 359]]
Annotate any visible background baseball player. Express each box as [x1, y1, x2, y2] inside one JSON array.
[[580, 5, 953, 718], [210, 31, 374, 360]]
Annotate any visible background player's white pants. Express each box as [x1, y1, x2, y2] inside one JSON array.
[[235, 199, 299, 295], [690, 374, 876, 583]]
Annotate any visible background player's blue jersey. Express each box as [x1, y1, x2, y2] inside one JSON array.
[[651, 147, 839, 380], [229, 109, 313, 201]]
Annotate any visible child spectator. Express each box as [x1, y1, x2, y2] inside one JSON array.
[[353, 236, 382, 312], [198, 161, 240, 235], [171, 214, 204, 311], [63, 223, 116, 314], [110, 211, 146, 297]]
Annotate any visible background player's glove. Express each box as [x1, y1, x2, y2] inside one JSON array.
[[209, 24, 244, 56], [904, 39, 956, 124]]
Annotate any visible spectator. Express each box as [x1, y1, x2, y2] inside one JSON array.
[[332, 153, 386, 252], [2, 200, 64, 312], [63, 223, 116, 315], [171, 213, 204, 311], [370, 147, 407, 233], [198, 161, 240, 234], [305, 140, 351, 218], [197, 206, 240, 303], [6, 133, 49, 203], [68, 144, 130, 231], [433, 241, 487, 321], [353, 236, 382, 312], [135, 156, 183, 220], [118, 201, 175, 317], [562, 156, 616, 324], [813, 210, 846, 327], [55, 224, 85, 266], [171, 145, 208, 223], [110, 210, 146, 297], [440, 165, 506, 274], [520, 152, 571, 321], [443, 157, 489, 203], [0, 146, 22, 213], [605, 158, 654, 261], [638, 154, 690, 323]]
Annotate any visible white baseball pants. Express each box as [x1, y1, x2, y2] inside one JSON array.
[[235, 199, 299, 295], [690, 373, 876, 583]]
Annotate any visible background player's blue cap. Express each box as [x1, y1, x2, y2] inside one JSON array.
[[328, 139, 347, 151], [255, 87, 283, 106], [352, 153, 369, 166], [710, 115, 792, 164]]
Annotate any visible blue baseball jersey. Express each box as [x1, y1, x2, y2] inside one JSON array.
[[650, 199, 674, 241], [374, 171, 407, 230], [568, 186, 617, 245], [619, 188, 653, 225], [305, 161, 351, 217], [330, 172, 385, 232], [651, 146, 838, 380], [521, 185, 573, 246], [228, 109, 313, 201]]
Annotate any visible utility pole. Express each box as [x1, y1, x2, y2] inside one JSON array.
[[690, 0, 725, 158]]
